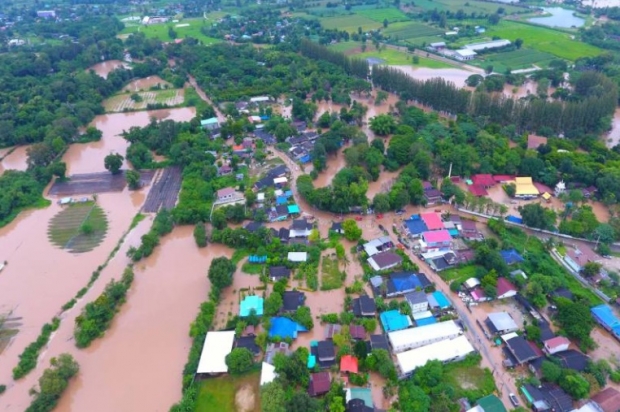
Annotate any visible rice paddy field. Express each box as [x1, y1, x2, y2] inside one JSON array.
[[103, 89, 185, 112], [48, 202, 109, 253], [355, 7, 410, 23], [383, 21, 445, 45], [473, 48, 556, 72], [478, 20, 602, 61], [119, 17, 221, 44], [319, 14, 382, 32], [409, 0, 525, 14]]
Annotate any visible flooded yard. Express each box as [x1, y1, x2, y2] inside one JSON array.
[[0, 145, 30, 174], [87, 60, 130, 79]]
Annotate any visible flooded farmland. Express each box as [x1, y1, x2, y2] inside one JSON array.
[[87, 60, 130, 79], [64, 107, 196, 175]]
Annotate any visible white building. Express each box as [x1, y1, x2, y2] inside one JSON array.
[[454, 49, 477, 61], [464, 39, 511, 51], [260, 362, 277, 386], [405, 291, 429, 314], [197, 331, 236, 374], [388, 320, 462, 353], [555, 180, 566, 197], [288, 252, 308, 262], [396, 335, 475, 378]]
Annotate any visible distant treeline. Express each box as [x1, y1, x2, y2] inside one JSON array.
[[301, 40, 618, 137]]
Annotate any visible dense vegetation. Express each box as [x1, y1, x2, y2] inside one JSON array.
[[12, 318, 60, 379], [74, 267, 134, 348], [0, 171, 48, 227], [25, 354, 79, 412]]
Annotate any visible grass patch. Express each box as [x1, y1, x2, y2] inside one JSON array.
[[120, 17, 221, 44], [232, 249, 251, 265], [334, 44, 455, 68], [443, 355, 497, 401], [47, 202, 108, 253], [483, 20, 602, 61], [356, 7, 410, 23], [319, 14, 381, 32], [383, 21, 444, 42], [441, 264, 480, 283], [195, 370, 261, 412], [129, 213, 146, 230], [241, 262, 265, 275], [320, 255, 346, 290]]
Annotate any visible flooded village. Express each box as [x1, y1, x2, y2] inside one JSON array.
[[2, 19, 620, 412]]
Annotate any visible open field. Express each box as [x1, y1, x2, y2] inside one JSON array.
[[409, 0, 525, 14], [483, 20, 602, 61], [103, 89, 184, 112], [195, 370, 261, 412], [319, 15, 381, 32], [444, 357, 496, 399], [383, 21, 444, 42], [47, 202, 109, 253], [119, 18, 221, 44], [355, 7, 410, 23], [328, 42, 454, 67], [472, 48, 556, 72]]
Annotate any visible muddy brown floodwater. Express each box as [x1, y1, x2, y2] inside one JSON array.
[[0, 190, 146, 410], [123, 75, 172, 92], [64, 108, 196, 175], [87, 60, 130, 79], [54, 226, 234, 412], [0, 145, 30, 174]]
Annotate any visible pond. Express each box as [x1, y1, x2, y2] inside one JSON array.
[[528, 7, 585, 28]]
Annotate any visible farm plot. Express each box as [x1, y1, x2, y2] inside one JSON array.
[[356, 7, 410, 23], [410, 0, 524, 14], [103, 89, 184, 112], [486, 20, 602, 60], [48, 202, 109, 253], [119, 18, 221, 44], [320, 14, 381, 32], [480, 48, 556, 70], [142, 166, 183, 213], [383, 22, 444, 43]]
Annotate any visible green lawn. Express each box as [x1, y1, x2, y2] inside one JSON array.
[[356, 7, 410, 23], [383, 21, 445, 41], [195, 370, 261, 412], [320, 256, 346, 290], [120, 18, 221, 44], [328, 41, 361, 53], [441, 264, 480, 283], [483, 20, 602, 61], [319, 14, 381, 32], [469, 47, 557, 72]]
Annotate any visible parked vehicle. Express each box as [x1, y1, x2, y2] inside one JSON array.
[[509, 394, 519, 406]]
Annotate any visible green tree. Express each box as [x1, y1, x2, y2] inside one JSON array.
[[556, 298, 594, 348], [104, 153, 124, 175], [193, 223, 207, 248], [595, 223, 615, 244], [383, 19, 388, 28], [125, 169, 141, 190], [519, 203, 556, 230], [286, 392, 321, 412], [264, 292, 283, 317], [373, 193, 391, 213], [560, 373, 590, 399], [211, 209, 227, 230], [225, 347, 254, 375], [293, 306, 314, 330], [208, 257, 235, 291], [342, 219, 362, 241], [329, 396, 346, 412], [370, 114, 397, 136], [504, 183, 516, 197], [397, 379, 431, 411], [260, 381, 287, 412], [582, 262, 602, 278]]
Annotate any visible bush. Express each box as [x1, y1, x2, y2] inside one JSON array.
[[74, 267, 134, 348], [225, 347, 254, 375], [193, 223, 207, 247]]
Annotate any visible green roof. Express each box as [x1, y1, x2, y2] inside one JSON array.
[[477, 395, 507, 412], [200, 117, 219, 125]]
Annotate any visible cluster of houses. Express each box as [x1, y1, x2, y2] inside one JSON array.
[[400, 211, 482, 272], [286, 129, 319, 164], [244, 217, 313, 247], [466, 173, 547, 200], [428, 39, 511, 62]]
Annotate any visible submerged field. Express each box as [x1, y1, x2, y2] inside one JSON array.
[[47, 202, 109, 253], [103, 89, 185, 112]]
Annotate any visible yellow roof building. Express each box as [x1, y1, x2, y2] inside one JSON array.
[[514, 177, 539, 197]]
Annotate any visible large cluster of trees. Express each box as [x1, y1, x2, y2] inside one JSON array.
[[25, 354, 79, 412], [73, 266, 134, 348], [297, 168, 369, 213], [12, 317, 60, 379], [0, 171, 47, 226]]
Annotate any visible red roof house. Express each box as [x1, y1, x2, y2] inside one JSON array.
[[468, 185, 488, 197], [340, 355, 359, 374], [308, 372, 331, 396], [421, 212, 444, 231], [422, 230, 452, 244], [496, 278, 517, 299], [543, 336, 570, 355], [472, 174, 495, 188], [493, 175, 514, 183]]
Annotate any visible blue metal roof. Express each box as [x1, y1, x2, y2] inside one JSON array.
[[404, 218, 427, 235], [431, 291, 451, 309], [500, 249, 524, 265], [380, 310, 410, 332], [591, 304, 620, 336], [506, 215, 523, 224]]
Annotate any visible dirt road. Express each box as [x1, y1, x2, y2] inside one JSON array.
[[187, 75, 226, 122]]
